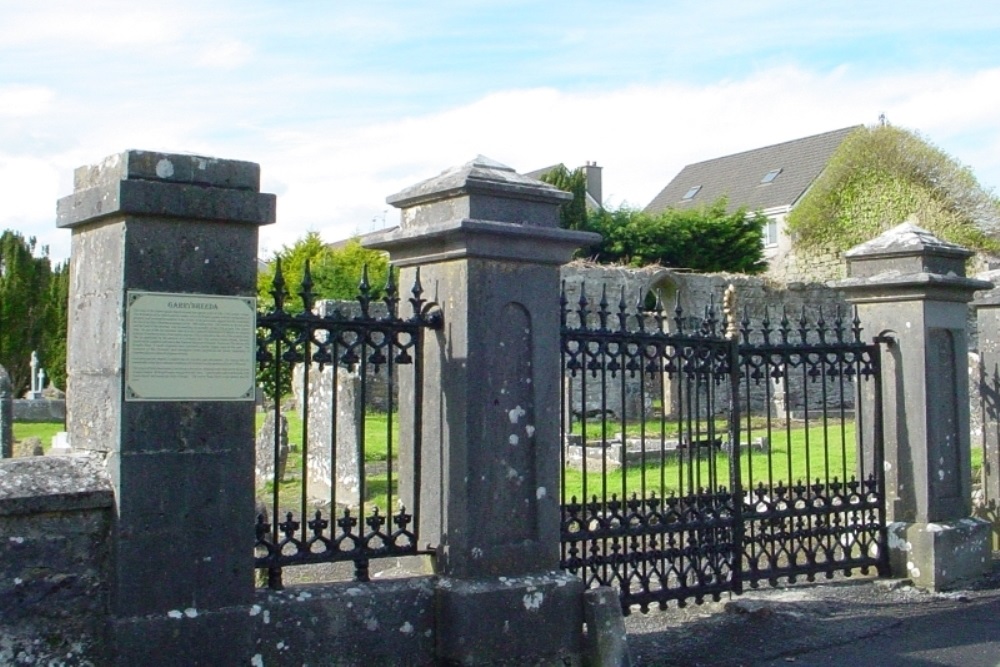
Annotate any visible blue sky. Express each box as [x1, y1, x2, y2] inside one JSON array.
[[3, 1, 1000, 262]]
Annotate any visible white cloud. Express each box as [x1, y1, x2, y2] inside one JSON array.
[[0, 86, 56, 118], [196, 40, 255, 70], [6, 60, 1000, 264], [0, 2, 185, 48], [244, 65, 1000, 258]]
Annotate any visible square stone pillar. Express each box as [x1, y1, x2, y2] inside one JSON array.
[[57, 150, 275, 665], [366, 156, 600, 665], [833, 219, 992, 590], [972, 275, 1000, 547]]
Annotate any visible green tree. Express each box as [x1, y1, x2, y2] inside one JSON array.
[[257, 232, 390, 398], [787, 124, 1000, 253], [539, 165, 589, 231], [580, 198, 768, 274], [0, 231, 56, 395], [257, 233, 390, 311], [41, 261, 69, 390]]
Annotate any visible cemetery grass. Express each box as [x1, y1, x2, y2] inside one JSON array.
[[561, 422, 883, 502], [256, 410, 399, 516], [12, 421, 63, 452]]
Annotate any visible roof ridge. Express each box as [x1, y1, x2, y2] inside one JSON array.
[[684, 125, 862, 168]]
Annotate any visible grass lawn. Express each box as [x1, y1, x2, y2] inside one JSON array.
[[20, 416, 988, 523], [12, 421, 64, 453], [257, 409, 401, 518], [562, 421, 879, 503]]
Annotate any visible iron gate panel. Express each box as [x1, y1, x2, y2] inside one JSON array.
[[559, 285, 744, 612], [736, 314, 888, 587], [254, 262, 440, 588], [559, 285, 889, 612]]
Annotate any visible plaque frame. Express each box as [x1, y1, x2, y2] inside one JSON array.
[[124, 290, 257, 401]]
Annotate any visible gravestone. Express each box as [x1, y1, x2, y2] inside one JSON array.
[[0, 366, 11, 459], [51, 431, 72, 454], [303, 366, 362, 506], [13, 437, 44, 457], [29, 351, 43, 400], [255, 412, 289, 485]]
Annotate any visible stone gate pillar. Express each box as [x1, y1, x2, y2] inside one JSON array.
[[57, 150, 275, 665], [835, 220, 992, 590], [972, 277, 1000, 547], [366, 156, 600, 665]]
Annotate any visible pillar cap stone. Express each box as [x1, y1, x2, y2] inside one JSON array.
[[368, 156, 600, 265], [386, 156, 572, 230], [57, 149, 276, 228], [388, 155, 571, 209], [832, 219, 991, 302]]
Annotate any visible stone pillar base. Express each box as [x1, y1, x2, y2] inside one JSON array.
[[435, 572, 585, 666], [109, 606, 253, 667], [888, 518, 991, 590]]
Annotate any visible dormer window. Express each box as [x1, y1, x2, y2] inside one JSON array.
[[681, 185, 701, 201], [760, 168, 782, 184]]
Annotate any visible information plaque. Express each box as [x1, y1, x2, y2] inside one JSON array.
[[124, 291, 256, 401]]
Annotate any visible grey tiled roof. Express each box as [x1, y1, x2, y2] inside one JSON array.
[[644, 126, 862, 215], [524, 164, 563, 180]]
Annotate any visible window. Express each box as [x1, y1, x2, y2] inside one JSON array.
[[762, 218, 779, 247], [681, 185, 701, 201], [760, 168, 782, 184]]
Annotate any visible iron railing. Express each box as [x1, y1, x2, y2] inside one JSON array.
[[254, 261, 440, 588], [735, 307, 887, 588], [560, 284, 741, 612], [559, 282, 888, 613]]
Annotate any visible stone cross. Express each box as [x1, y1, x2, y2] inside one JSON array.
[[29, 351, 43, 399]]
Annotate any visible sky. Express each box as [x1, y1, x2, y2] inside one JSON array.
[[3, 1, 1000, 263]]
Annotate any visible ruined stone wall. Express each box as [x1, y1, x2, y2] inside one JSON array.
[[559, 263, 855, 418], [767, 243, 846, 285], [0, 455, 113, 665]]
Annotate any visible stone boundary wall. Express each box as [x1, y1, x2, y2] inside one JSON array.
[[252, 578, 436, 665], [12, 398, 66, 423], [0, 455, 113, 665], [769, 244, 845, 285]]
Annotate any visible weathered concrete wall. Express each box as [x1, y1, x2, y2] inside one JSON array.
[[0, 455, 113, 665]]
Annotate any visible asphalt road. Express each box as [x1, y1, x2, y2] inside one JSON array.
[[624, 565, 1000, 666]]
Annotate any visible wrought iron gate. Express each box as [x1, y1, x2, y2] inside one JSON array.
[[559, 284, 888, 613]]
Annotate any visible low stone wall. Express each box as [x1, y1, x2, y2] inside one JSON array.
[[0, 455, 113, 665], [252, 578, 437, 666], [12, 398, 66, 423]]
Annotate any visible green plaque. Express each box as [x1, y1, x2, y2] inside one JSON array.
[[125, 291, 256, 401]]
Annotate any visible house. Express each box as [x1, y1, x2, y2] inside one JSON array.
[[643, 126, 862, 279]]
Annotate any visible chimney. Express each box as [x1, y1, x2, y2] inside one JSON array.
[[582, 161, 602, 208]]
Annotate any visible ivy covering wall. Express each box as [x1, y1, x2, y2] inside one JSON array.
[[787, 124, 1000, 254]]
